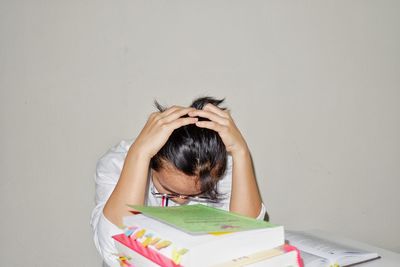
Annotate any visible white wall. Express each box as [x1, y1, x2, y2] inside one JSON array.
[[1, 1, 399, 266]]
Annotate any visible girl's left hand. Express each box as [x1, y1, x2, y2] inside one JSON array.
[[188, 104, 248, 155]]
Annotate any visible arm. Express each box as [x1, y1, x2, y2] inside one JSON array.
[[188, 105, 262, 218], [102, 145, 150, 226], [229, 144, 263, 218], [103, 106, 198, 226]]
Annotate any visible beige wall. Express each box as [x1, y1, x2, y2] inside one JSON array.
[[1, 1, 399, 266]]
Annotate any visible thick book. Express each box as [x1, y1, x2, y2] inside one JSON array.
[[115, 235, 301, 267], [285, 230, 380, 267], [127, 204, 273, 234], [112, 205, 301, 266]]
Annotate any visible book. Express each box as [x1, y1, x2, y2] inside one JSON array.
[[115, 233, 301, 267], [128, 204, 274, 234], [112, 205, 302, 267], [285, 230, 380, 267]]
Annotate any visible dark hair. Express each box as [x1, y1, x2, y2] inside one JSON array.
[[150, 96, 227, 200]]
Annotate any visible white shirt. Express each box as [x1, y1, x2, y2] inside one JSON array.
[[90, 140, 267, 267]]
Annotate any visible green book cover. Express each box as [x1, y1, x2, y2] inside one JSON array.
[[127, 204, 276, 234]]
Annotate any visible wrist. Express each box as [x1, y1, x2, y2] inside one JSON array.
[[128, 142, 153, 163], [230, 143, 250, 158]]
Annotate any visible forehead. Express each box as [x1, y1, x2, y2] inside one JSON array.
[[153, 163, 201, 195]]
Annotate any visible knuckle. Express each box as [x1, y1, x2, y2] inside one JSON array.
[[149, 112, 158, 119], [156, 118, 165, 125]]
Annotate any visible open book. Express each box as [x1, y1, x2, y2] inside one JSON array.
[[285, 230, 380, 267]]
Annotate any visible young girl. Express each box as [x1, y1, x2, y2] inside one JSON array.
[[90, 97, 267, 266]]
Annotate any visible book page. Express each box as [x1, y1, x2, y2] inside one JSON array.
[[129, 204, 275, 234], [285, 231, 379, 266], [298, 251, 329, 267]]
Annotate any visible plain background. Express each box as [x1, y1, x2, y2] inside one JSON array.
[[1, 1, 399, 266]]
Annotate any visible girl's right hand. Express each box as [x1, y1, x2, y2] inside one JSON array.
[[130, 106, 198, 160]]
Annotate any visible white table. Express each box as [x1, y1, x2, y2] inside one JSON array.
[[291, 229, 400, 267]]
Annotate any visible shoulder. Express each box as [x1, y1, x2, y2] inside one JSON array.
[[96, 139, 134, 179]]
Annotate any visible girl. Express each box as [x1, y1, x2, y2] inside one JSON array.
[[90, 97, 267, 266]]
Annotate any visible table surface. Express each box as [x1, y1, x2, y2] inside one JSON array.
[[291, 229, 400, 267]]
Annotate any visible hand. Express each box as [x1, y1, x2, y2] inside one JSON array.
[[131, 106, 198, 159], [188, 104, 248, 155]]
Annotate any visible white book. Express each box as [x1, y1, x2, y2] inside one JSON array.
[[113, 214, 287, 267], [115, 241, 301, 267], [285, 230, 380, 267]]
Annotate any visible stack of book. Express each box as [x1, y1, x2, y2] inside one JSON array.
[[112, 204, 303, 267]]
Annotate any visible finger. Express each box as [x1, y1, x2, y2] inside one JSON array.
[[188, 109, 227, 125], [161, 107, 196, 123], [161, 105, 186, 117], [203, 103, 230, 118], [167, 117, 198, 130], [147, 107, 179, 122], [194, 120, 225, 133]]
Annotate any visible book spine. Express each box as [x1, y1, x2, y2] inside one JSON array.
[[113, 234, 182, 267]]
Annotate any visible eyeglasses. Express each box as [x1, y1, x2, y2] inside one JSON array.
[[150, 185, 220, 204]]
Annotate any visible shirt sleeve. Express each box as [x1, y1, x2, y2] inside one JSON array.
[[90, 140, 132, 267], [256, 202, 267, 220]]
